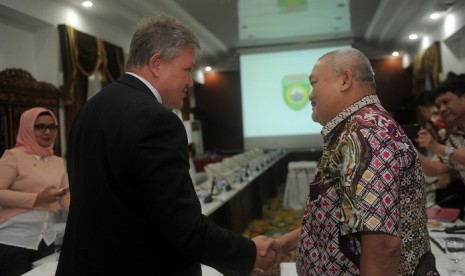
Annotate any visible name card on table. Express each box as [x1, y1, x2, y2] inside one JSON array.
[[427, 207, 461, 222]]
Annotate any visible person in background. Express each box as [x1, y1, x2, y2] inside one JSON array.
[[56, 14, 279, 276], [416, 91, 447, 142], [266, 48, 435, 275], [416, 89, 465, 219], [417, 76, 465, 219], [0, 107, 70, 276]]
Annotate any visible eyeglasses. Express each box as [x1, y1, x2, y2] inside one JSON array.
[[34, 124, 59, 133]]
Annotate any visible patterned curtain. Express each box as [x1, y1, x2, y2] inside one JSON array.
[[58, 25, 125, 135]]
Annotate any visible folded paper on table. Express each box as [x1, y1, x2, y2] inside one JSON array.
[[427, 207, 461, 222]]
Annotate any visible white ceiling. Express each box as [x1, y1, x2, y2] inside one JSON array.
[[0, 0, 460, 71], [168, 0, 458, 70]]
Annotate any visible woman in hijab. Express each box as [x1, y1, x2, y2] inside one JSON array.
[[0, 107, 70, 276]]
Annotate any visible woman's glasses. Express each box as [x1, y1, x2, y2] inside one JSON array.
[[34, 124, 59, 133]]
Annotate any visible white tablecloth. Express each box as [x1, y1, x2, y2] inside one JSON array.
[[283, 161, 316, 210]]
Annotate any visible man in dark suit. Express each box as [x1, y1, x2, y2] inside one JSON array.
[[56, 15, 279, 276]]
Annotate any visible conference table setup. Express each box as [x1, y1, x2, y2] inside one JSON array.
[[198, 148, 287, 224]]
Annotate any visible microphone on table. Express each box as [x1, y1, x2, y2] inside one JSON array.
[[218, 178, 232, 192], [203, 177, 216, 203], [426, 194, 457, 209], [445, 225, 465, 234], [222, 178, 232, 191]]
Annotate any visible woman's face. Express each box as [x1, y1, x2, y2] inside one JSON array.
[[34, 115, 58, 148]]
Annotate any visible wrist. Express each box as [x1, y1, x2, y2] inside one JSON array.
[[443, 145, 455, 159], [433, 144, 445, 155]]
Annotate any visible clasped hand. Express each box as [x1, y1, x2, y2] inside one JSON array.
[[252, 235, 283, 273]]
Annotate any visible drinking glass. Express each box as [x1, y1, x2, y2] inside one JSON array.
[[445, 237, 465, 276]]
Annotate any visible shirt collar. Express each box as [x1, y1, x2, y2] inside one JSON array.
[[32, 155, 50, 162], [126, 72, 162, 103], [321, 94, 380, 137]]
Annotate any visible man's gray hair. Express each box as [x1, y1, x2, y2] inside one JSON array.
[[322, 48, 376, 90], [126, 14, 200, 68]]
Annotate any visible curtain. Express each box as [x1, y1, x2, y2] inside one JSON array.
[[58, 25, 125, 135]]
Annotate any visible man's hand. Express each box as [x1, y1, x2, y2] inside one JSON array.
[[416, 129, 442, 154], [252, 235, 282, 273]]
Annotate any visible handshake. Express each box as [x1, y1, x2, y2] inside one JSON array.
[[251, 235, 284, 274]]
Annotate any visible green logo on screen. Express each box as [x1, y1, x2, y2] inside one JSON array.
[[282, 74, 311, 111]]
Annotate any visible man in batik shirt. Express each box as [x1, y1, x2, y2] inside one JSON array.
[[417, 77, 465, 184], [274, 49, 435, 275]]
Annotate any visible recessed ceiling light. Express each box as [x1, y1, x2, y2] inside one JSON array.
[[409, 33, 418, 40], [82, 1, 93, 7], [430, 13, 441, 20], [392, 51, 399, 57], [205, 66, 212, 72]]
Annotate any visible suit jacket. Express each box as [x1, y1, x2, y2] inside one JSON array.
[[56, 74, 256, 276]]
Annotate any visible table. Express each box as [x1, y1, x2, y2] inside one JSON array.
[[282, 161, 316, 210], [429, 219, 465, 275], [199, 151, 287, 233]]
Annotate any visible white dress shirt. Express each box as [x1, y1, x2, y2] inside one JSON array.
[[126, 72, 163, 103]]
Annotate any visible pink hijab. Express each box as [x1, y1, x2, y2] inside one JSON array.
[[14, 107, 58, 157]]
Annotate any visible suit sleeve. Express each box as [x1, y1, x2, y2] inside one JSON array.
[[132, 110, 256, 275]]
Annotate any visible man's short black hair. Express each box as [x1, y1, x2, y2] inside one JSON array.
[[434, 77, 465, 99]]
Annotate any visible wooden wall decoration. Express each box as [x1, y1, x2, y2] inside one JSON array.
[[0, 68, 62, 156]]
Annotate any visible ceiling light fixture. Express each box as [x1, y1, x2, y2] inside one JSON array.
[[205, 66, 212, 72], [392, 51, 399, 57], [82, 1, 93, 7], [430, 13, 441, 20], [409, 33, 418, 40]]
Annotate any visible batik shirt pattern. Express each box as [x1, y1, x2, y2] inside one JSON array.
[[296, 95, 431, 275], [444, 127, 465, 182]]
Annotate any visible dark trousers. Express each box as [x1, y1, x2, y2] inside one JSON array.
[[0, 240, 55, 276]]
